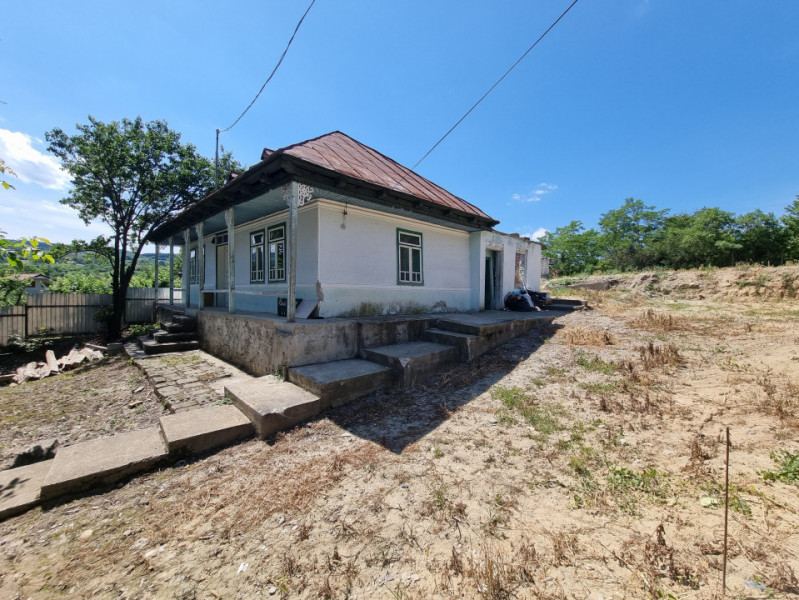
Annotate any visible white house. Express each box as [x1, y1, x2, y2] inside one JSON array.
[[149, 132, 542, 320]]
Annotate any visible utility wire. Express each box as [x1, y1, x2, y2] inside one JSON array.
[[399, 0, 581, 184], [219, 0, 317, 134], [215, 0, 317, 187]]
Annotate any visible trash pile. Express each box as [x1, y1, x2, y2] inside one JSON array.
[[8, 345, 105, 384]]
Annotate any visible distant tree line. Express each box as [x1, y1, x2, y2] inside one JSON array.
[[541, 197, 799, 276]]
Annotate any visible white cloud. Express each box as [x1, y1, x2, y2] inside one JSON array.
[[511, 183, 558, 203], [0, 129, 71, 190], [514, 227, 549, 242]]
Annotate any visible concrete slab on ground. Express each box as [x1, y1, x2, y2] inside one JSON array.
[[159, 404, 253, 455], [40, 428, 168, 500], [0, 460, 53, 520], [289, 358, 394, 407], [225, 378, 322, 439]]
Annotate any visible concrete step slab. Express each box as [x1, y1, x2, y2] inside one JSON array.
[[420, 328, 484, 362], [153, 330, 198, 343], [163, 319, 197, 333], [40, 428, 168, 500], [547, 297, 585, 307], [225, 378, 322, 439], [0, 460, 54, 520], [159, 404, 253, 455], [142, 339, 200, 355], [363, 341, 459, 387], [288, 359, 394, 407], [435, 313, 558, 350]]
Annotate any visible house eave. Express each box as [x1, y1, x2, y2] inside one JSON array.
[[148, 153, 498, 244]]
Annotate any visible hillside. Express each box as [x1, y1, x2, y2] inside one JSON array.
[[548, 264, 799, 302]]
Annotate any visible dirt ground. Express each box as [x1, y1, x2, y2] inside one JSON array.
[[1, 265, 798, 599], [0, 356, 164, 471]]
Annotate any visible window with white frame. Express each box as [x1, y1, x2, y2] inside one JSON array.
[[250, 230, 265, 283], [268, 223, 286, 282], [397, 229, 423, 285]]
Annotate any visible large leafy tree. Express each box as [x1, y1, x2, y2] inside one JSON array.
[[598, 198, 668, 271], [46, 116, 240, 339], [540, 221, 602, 275], [654, 207, 739, 268]]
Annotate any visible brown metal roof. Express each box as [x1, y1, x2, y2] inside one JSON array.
[[276, 131, 495, 221]]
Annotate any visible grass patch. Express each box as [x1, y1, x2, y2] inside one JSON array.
[[575, 351, 617, 375], [491, 386, 564, 436]]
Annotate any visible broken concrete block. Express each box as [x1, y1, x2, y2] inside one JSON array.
[[45, 349, 59, 375], [0, 460, 54, 520], [80, 347, 103, 362]]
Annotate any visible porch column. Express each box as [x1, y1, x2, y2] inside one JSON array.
[[195, 222, 205, 309], [154, 243, 160, 296], [182, 229, 190, 307], [168, 239, 174, 305], [282, 182, 313, 323], [225, 208, 236, 313]]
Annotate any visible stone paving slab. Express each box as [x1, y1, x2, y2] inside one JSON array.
[[0, 460, 53, 520], [40, 428, 168, 500], [225, 378, 322, 439], [159, 404, 253, 455]]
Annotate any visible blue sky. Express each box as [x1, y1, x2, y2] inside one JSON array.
[[2, 0, 798, 244]]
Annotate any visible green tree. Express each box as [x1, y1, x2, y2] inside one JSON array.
[[541, 221, 602, 275], [46, 116, 241, 338], [781, 197, 799, 261], [598, 198, 668, 271], [734, 209, 786, 265], [655, 207, 738, 268]]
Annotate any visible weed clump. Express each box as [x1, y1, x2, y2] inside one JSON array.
[[761, 449, 799, 484]]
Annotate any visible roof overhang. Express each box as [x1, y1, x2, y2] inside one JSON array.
[[148, 151, 499, 243]]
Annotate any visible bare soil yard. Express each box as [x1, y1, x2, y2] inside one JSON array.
[[1, 265, 798, 599]]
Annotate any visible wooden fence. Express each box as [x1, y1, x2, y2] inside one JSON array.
[[0, 288, 183, 342]]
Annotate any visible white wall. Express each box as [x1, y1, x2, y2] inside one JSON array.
[[315, 199, 473, 316]]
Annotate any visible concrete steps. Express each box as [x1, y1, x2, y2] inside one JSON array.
[[288, 359, 394, 407], [140, 338, 201, 355], [364, 340, 459, 387], [2, 402, 259, 518], [137, 315, 200, 355], [225, 378, 323, 439], [159, 404, 253, 455], [420, 327, 482, 362]]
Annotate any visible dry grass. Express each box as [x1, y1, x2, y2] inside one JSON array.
[[559, 326, 614, 346], [629, 308, 690, 332]]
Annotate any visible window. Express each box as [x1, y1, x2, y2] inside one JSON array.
[[397, 229, 423, 285], [268, 224, 286, 282], [250, 230, 265, 282], [189, 247, 198, 284]]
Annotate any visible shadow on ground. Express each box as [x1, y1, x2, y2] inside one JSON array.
[[325, 321, 563, 453]]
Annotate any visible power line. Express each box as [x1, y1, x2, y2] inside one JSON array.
[[401, 0, 581, 182], [219, 0, 317, 134], [215, 0, 317, 187]]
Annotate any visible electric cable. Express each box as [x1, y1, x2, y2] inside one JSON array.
[[394, 0, 581, 191], [219, 0, 317, 134]]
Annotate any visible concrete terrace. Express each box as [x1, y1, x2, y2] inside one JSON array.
[[0, 302, 582, 520]]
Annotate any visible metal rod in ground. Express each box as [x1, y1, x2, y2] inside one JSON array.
[[722, 425, 730, 595]]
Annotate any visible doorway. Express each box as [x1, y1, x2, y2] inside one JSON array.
[[485, 250, 501, 310]]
